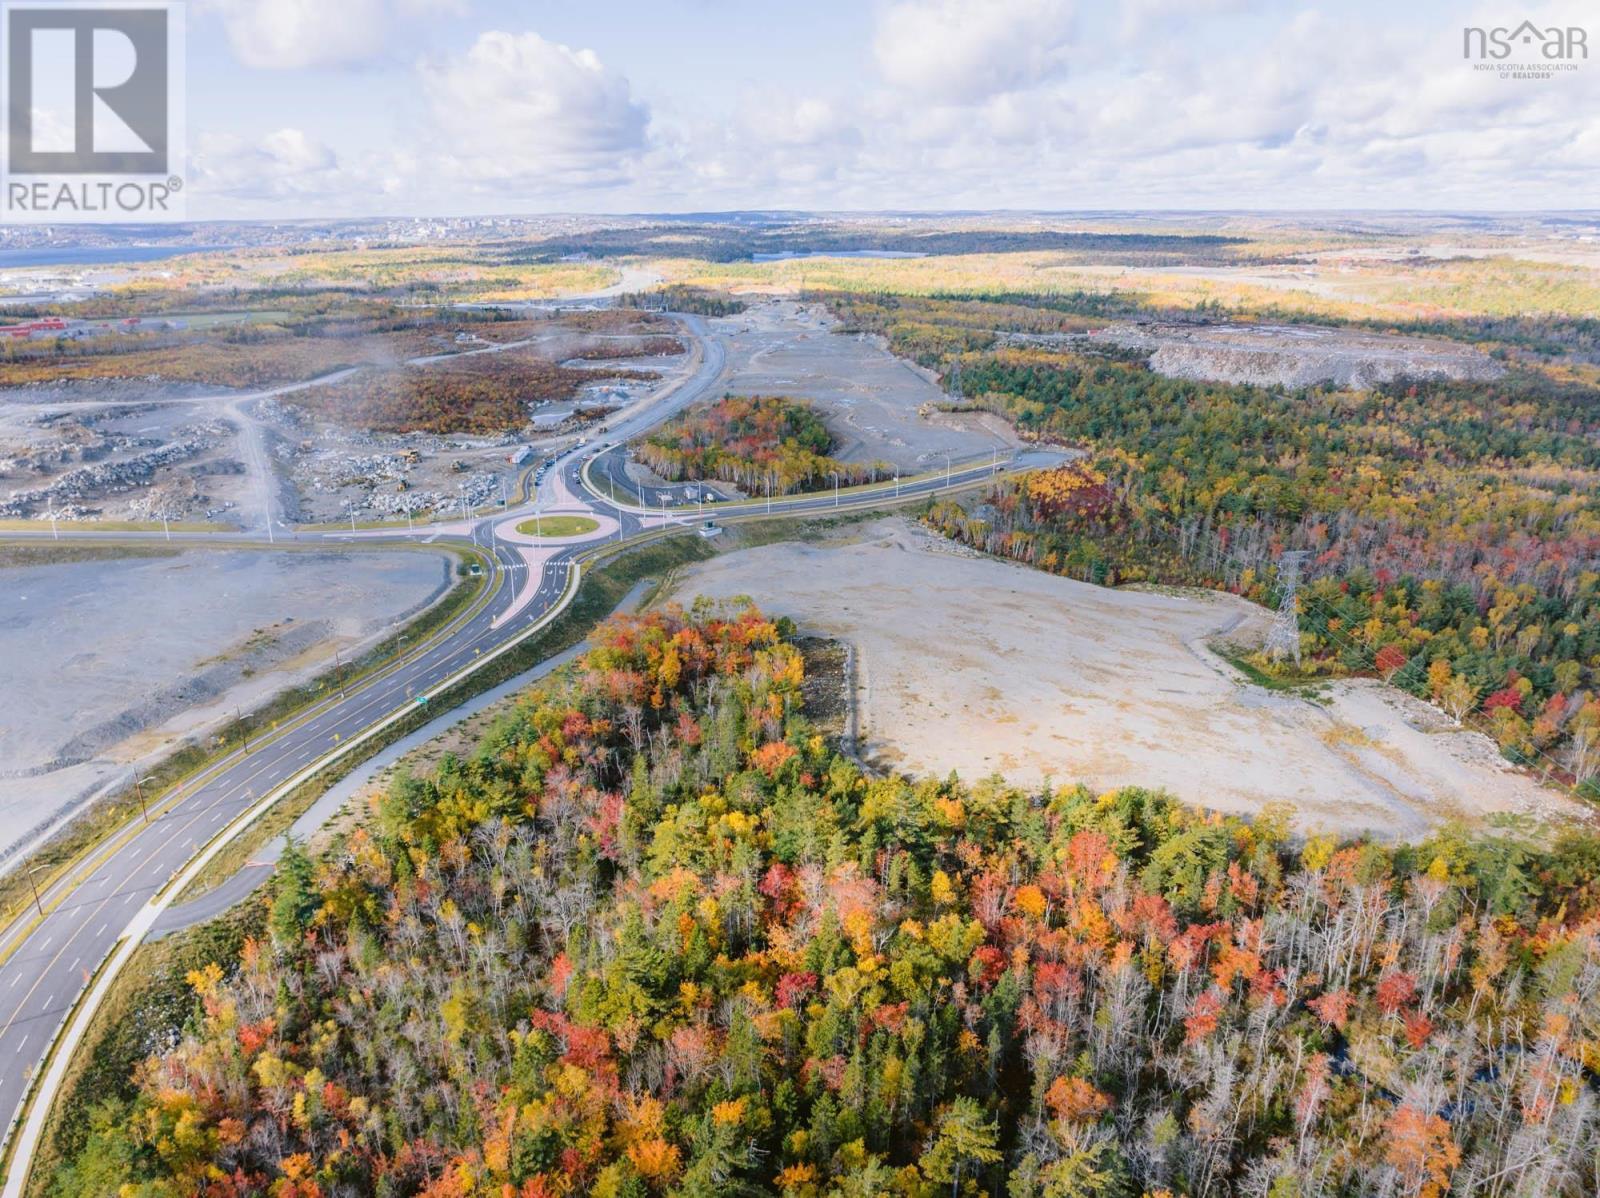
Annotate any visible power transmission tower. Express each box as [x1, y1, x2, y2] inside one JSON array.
[[949, 358, 963, 401], [1265, 551, 1308, 666]]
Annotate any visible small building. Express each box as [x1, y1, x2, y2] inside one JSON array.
[[510, 445, 536, 466]]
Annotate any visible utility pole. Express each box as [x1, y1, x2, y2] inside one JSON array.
[[236, 706, 249, 753], [134, 775, 150, 823], [944, 453, 952, 486], [831, 471, 840, 507], [48, 501, 58, 541], [1265, 551, 1309, 667], [894, 472, 900, 498], [27, 865, 43, 917], [335, 649, 347, 698], [162, 512, 171, 541]]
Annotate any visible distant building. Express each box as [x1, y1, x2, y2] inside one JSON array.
[[510, 445, 536, 466], [0, 316, 68, 339]]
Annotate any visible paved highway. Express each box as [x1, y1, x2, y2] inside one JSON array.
[[0, 312, 1062, 1188]]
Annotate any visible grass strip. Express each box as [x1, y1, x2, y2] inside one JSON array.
[[0, 547, 488, 931]]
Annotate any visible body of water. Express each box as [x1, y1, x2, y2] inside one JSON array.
[[0, 245, 206, 269]]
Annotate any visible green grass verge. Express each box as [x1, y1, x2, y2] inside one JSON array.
[[515, 515, 599, 537], [0, 518, 226, 533], [0, 549, 488, 932], [0, 545, 180, 568]]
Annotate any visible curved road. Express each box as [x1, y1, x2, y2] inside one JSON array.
[[0, 312, 1061, 1190]]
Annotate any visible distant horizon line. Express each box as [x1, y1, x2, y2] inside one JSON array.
[[2, 205, 1599, 236]]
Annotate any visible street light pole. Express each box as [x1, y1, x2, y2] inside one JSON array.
[[945, 453, 951, 485], [832, 471, 839, 507], [49, 502, 58, 540]]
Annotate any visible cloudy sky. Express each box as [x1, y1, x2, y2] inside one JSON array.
[[182, 0, 1600, 218]]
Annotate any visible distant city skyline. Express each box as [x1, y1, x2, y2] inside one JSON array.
[[172, 0, 1600, 218]]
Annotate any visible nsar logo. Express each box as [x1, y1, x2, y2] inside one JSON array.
[[1463, 20, 1587, 60]]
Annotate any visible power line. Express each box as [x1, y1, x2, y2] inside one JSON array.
[[981, 469, 1586, 788]]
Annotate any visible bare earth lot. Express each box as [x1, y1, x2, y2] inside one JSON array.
[[1094, 321, 1505, 389], [665, 519, 1582, 838], [0, 547, 450, 855], [711, 299, 1018, 471]]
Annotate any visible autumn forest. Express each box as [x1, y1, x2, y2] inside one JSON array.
[[52, 606, 1600, 1198]]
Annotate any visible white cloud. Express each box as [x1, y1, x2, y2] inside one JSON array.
[[200, 0, 462, 70], [417, 31, 650, 188], [190, 0, 1600, 214], [193, 127, 346, 200], [873, 0, 1074, 104]]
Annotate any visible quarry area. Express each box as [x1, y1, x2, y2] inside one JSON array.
[[664, 517, 1582, 839], [0, 392, 264, 524], [0, 308, 689, 528], [0, 547, 451, 856], [1083, 321, 1506, 389]]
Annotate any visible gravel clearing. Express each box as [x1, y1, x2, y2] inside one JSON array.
[[0, 547, 451, 853], [712, 299, 1019, 471], [663, 518, 1583, 839]]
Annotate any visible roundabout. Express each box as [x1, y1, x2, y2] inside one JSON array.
[[513, 514, 599, 538]]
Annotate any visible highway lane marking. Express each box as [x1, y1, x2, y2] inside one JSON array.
[[0, 468, 573, 1130], [0, 888, 118, 1047], [0, 580, 493, 957], [87, 598, 512, 895]]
